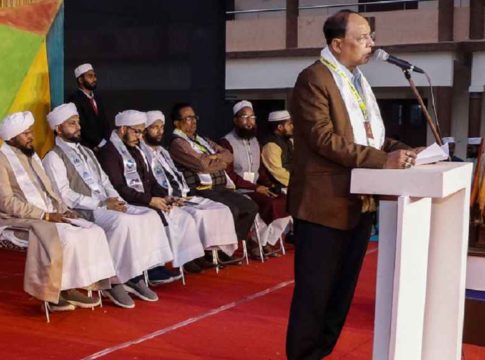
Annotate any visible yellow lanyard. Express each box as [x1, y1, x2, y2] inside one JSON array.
[[320, 56, 376, 146], [320, 57, 368, 121], [192, 137, 212, 154]]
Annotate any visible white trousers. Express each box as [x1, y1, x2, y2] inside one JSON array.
[[179, 197, 238, 256], [56, 219, 116, 290], [164, 207, 205, 267], [93, 205, 173, 283]]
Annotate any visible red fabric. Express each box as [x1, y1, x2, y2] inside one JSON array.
[[247, 191, 289, 224], [0, 244, 483, 359]]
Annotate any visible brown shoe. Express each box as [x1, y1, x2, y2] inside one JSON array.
[[62, 289, 101, 308]]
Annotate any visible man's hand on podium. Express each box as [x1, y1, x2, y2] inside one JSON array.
[[383, 149, 417, 169]]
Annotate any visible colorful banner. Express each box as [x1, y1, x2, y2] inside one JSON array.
[[0, 0, 63, 156]]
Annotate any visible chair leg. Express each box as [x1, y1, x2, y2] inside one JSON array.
[[87, 290, 94, 310], [242, 240, 249, 265], [98, 290, 103, 308], [212, 249, 220, 274], [44, 301, 50, 323], [253, 220, 265, 263], [279, 236, 286, 255], [144, 270, 149, 286], [180, 266, 186, 285]]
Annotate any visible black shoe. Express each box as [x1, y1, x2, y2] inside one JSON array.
[[218, 251, 242, 265], [148, 266, 182, 286], [183, 260, 202, 273], [194, 256, 216, 269]]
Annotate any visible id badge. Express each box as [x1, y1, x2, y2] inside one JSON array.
[[243, 171, 255, 183]]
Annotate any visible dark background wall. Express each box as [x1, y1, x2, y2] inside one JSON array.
[[64, 0, 227, 140]]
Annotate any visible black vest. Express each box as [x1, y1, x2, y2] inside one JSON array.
[[264, 134, 294, 172]]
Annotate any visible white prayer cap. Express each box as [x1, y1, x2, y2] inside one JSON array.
[[47, 103, 79, 130], [233, 100, 253, 115], [468, 137, 482, 145], [0, 111, 35, 141], [146, 111, 165, 127], [268, 110, 291, 122], [115, 110, 147, 127], [442, 137, 455, 144], [74, 63, 94, 78]]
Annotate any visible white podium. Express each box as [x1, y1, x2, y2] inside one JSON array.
[[350, 162, 473, 360]]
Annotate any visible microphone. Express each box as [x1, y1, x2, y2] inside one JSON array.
[[373, 49, 425, 74]]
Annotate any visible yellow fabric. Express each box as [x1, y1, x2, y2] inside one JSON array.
[[261, 142, 290, 187], [7, 40, 53, 157]]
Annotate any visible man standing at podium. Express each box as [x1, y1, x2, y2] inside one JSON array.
[[286, 10, 416, 359]]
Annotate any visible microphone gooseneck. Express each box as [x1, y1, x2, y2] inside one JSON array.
[[373, 49, 425, 74]]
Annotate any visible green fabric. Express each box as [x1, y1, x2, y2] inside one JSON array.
[[0, 25, 42, 119]]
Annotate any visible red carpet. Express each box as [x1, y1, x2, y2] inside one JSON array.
[[0, 244, 483, 359]]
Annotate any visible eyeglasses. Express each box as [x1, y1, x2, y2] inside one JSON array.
[[127, 126, 144, 136], [354, 32, 375, 44], [238, 115, 257, 121], [179, 115, 199, 122]]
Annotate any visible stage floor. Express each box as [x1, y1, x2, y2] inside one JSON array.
[[0, 243, 483, 359]]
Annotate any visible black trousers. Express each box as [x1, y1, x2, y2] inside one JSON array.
[[286, 214, 373, 360], [195, 187, 258, 241]]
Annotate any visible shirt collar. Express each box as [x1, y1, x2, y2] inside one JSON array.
[[57, 136, 81, 150], [79, 88, 94, 99]]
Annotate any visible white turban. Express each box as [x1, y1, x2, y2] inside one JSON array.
[[115, 110, 147, 127], [0, 111, 35, 141], [268, 110, 291, 122], [468, 137, 482, 145], [74, 63, 94, 78], [47, 103, 79, 130], [233, 100, 253, 115], [442, 137, 455, 144], [146, 111, 165, 127]]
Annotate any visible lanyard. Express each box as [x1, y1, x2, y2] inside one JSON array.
[[320, 57, 368, 121], [320, 56, 375, 144]]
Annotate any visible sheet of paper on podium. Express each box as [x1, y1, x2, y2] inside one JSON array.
[[415, 142, 449, 165]]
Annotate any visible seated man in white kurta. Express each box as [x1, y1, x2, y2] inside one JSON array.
[[0, 111, 116, 312], [140, 111, 238, 266], [42, 103, 174, 309], [97, 110, 205, 277]]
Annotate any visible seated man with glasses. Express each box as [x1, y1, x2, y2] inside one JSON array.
[[97, 110, 206, 278], [169, 103, 258, 263], [219, 100, 291, 259]]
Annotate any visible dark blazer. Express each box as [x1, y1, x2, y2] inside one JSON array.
[[68, 89, 112, 149], [97, 141, 167, 207], [288, 61, 410, 231]]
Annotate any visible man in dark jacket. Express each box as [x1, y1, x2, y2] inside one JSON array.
[[98, 110, 205, 276], [68, 64, 112, 151]]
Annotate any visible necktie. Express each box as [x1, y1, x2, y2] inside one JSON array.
[[89, 97, 98, 115]]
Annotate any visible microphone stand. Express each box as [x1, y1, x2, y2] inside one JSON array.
[[403, 69, 443, 146]]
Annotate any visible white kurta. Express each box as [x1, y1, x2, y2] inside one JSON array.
[[252, 213, 292, 246], [180, 197, 238, 256], [55, 219, 116, 290], [43, 144, 174, 283], [93, 206, 173, 283], [164, 207, 205, 267]]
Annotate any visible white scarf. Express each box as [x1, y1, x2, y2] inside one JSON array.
[[55, 137, 107, 200], [172, 129, 235, 189], [0, 143, 55, 212], [110, 131, 146, 193], [320, 47, 385, 149], [140, 140, 190, 197]]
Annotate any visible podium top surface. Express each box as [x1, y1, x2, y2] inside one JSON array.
[[350, 161, 473, 198]]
